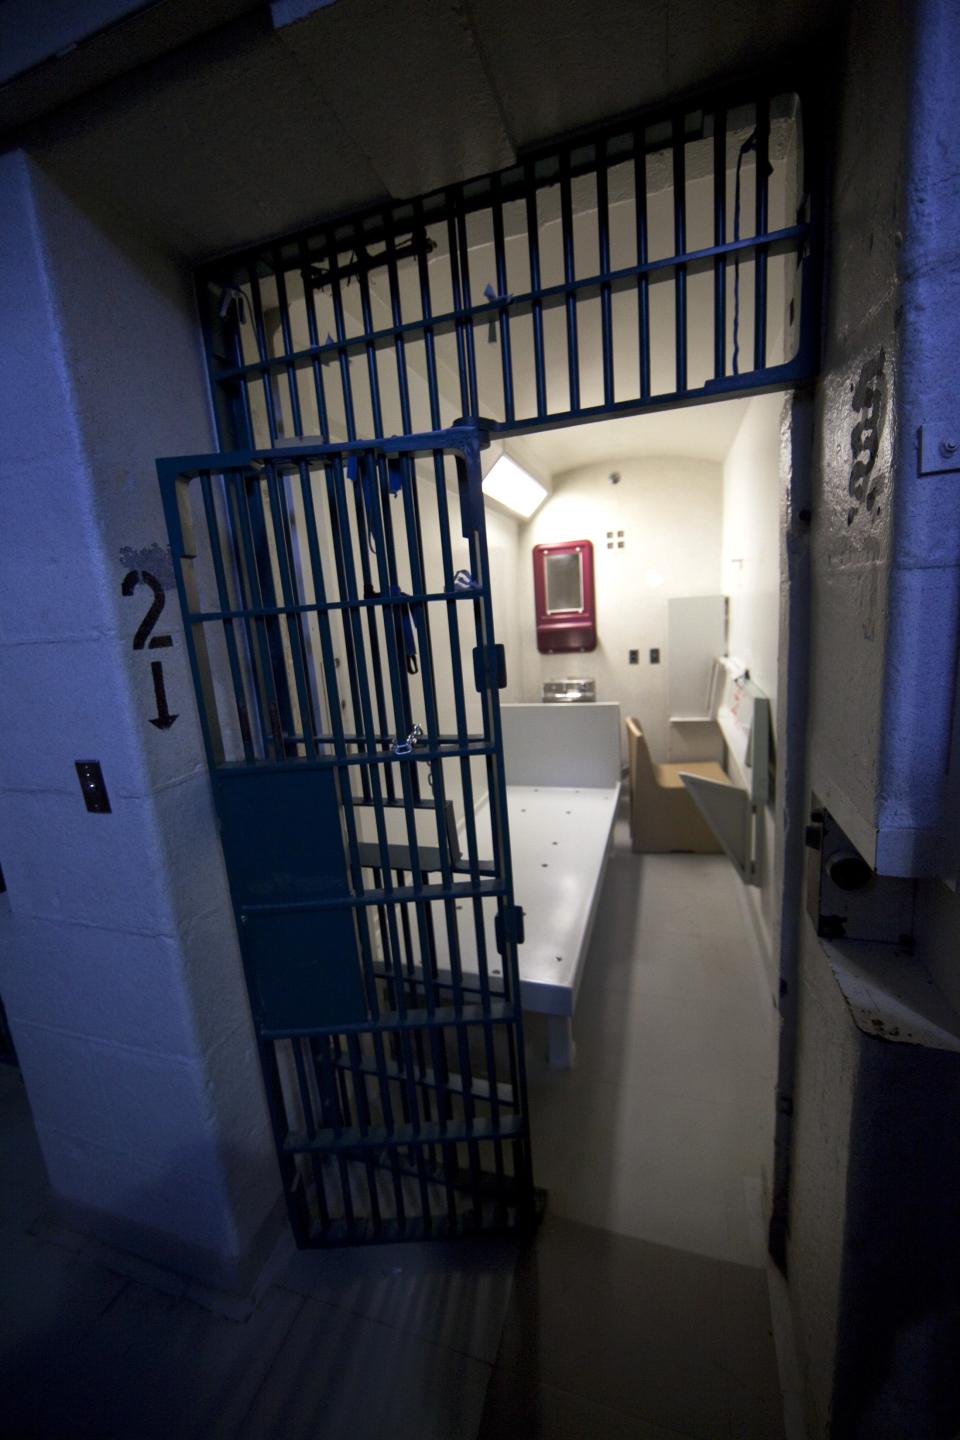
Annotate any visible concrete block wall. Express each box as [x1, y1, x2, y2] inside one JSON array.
[[0, 151, 281, 1288]]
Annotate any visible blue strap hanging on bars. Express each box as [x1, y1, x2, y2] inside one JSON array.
[[389, 584, 419, 674], [350, 451, 418, 672], [387, 457, 405, 496], [483, 281, 513, 344], [363, 574, 420, 676], [348, 452, 381, 555]]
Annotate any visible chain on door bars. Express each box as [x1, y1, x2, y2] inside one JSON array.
[[158, 423, 535, 1245]]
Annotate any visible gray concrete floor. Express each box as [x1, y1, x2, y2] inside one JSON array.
[[0, 810, 785, 1438]]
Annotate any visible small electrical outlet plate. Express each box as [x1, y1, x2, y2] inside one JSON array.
[[649, 648, 660, 664], [628, 649, 639, 664], [76, 760, 111, 814]]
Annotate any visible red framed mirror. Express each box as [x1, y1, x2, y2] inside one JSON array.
[[533, 540, 597, 653]]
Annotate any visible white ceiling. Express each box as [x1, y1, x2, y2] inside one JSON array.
[[511, 396, 752, 479]]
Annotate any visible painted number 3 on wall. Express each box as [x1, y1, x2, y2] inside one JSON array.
[[847, 351, 886, 525], [121, 570, 179, 730]]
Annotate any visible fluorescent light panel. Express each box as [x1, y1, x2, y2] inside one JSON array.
[[482, 454, 548, 519]]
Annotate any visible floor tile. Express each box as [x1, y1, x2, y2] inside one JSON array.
[[277, 1232, 518, 1362], [0, 1233, 127, 1351], [2, 1272, 302, 1440], [495, 1216, 731, 1440], [477, 1367, 690, 1440], [727, 1378, 787, 1440], [720, 1264, 782, 1392], [0, 1068, 49, 1235], [237, 1294, 492, 1440]]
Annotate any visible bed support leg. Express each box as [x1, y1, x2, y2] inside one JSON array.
[[547, 1016, 576, 1069]]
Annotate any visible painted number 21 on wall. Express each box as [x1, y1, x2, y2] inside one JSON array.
[[121, 570, 179, 730]]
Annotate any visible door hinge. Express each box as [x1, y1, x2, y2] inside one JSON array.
[[495, 904, 525, 954], [473, 643, 507, 691]]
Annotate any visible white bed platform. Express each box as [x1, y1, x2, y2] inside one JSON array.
[[435, 702, 622, 1068]]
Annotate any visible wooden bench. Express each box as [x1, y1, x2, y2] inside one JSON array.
[[626, 716, 729, 853]]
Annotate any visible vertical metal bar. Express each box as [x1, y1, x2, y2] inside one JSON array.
[[334, 455, 441, 1227], [384, 207, 414, 435], [198, 474, 254, 761], [221, 476, 269, 758], [228, 472, 285, 757], [673, 115, 688, 394], [325, 230, 358, 441], [525, 164, 547, 419], [299, 239, 331, 441], [197, 267, 252, 451], [291, 1037, 331, 1233], [596, 148, 615, 407], [261, 1040, 313, 1244], [244, 466, 297, 753], [455, 457, 505, 1167], [236, 376, 256, 454], [296, 459, 412, 1223], [161, 469, 227, 768], [309, 456, 407, 1230], [364, 464, 456, 1204], [446, 200, 472, 419], [350, 455, 397, 802], [263, 463, 318, 757], [414, 197, 443, 430], [324, 462, 394, 929], [491, 174, 515, 424], [376, 466, 416, 757], [388, 463, 460, 1226], [322, 461, 373, 794], [559, 150, 580, 413], [272, 249, 304, 437], [432, 456, 503, 1189], [313, 1034, 356, 1234], [459, 445, 531, 1213], [346, 1031, 383, 1232], [634, 131, 651, 400], [246, 262, 280, 443], [354, 231, 385, 438], [453, 197, 480, 416], [397, 449, 485, 1213], [713, 106, 728, 381], [754, 95, 770, 371]]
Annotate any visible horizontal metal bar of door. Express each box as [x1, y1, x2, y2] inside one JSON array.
[[157, 422, 536, 1246]]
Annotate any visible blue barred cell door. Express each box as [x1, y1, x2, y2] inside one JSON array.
[[157, 422, 535, 1246]]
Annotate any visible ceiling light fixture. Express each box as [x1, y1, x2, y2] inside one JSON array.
[[481, 454, 548, 519]]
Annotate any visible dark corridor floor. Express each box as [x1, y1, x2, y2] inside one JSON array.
[[0, 823, 788, 1439]]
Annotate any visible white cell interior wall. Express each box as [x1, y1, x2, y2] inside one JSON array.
[[722, 394, 782, 717], [517, 455, 724, 763], [722, 392, 783, 964]]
